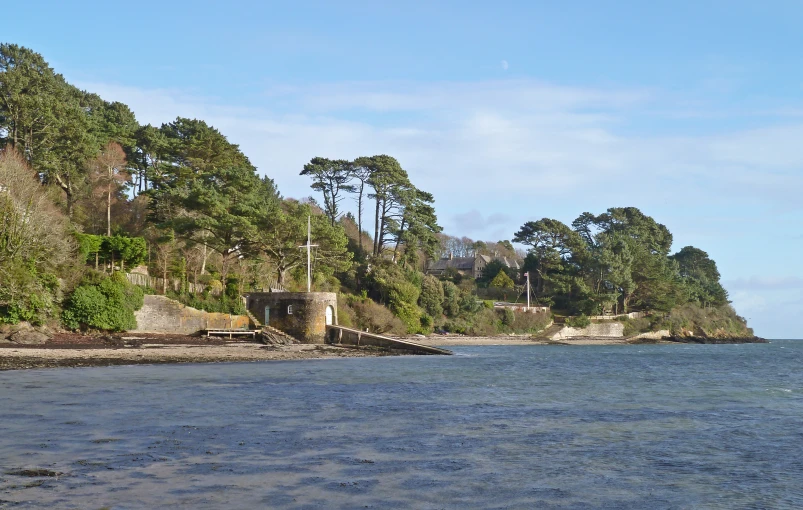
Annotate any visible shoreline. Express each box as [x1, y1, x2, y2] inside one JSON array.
[[0, 343, 396, 371], [0, 332, 768, 371]]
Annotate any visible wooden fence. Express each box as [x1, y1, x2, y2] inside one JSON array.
[[125, 272, 214, 295], [587, 311, 645, 321], [125, 272, 284, 295]]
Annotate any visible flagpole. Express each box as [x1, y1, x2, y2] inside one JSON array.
[[299, 215, 318, 293], [307, 215, 311, 292], [526, 272, 530, 311]]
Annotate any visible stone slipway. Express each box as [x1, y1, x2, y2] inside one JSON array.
[[326, 325, 452, 355]]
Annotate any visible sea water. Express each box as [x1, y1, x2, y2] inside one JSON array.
[[1, 341, 802, 509]]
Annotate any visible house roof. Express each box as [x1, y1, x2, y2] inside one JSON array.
[[478, 254, 522, 270], [428, 257, 475, 271]]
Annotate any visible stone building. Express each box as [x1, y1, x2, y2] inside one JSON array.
[[244, 292, 337, 344]]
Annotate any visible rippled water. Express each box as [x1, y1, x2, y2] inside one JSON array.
[[1, 341, 803, 509]]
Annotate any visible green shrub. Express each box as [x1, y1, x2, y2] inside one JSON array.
[[667, 303, 753, 338], [0, 260, 59, 326], [336, 301, 355, 328], [419, 275, 444, 318], [566, 314, 591, 328], [441, 281, 460, 317], [391, 300, 422, 334], [621, 316, 652, 336], [510, 310, 551, 334], [502, 308, 516, 327], [419, 314, 434, 332], [173, 291, 245, 315], [61, 272, 144, 331], [351, 299, 406, 335]]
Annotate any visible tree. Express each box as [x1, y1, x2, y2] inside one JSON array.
[[254, 200, 352, 287], [419, 274, 444, 318], [160, 117, 250, 176], [0, 44, 64, 157], [88, 142, 128, 236], [670, 246, 728, 306], [145, 116, 277, 279], [300, 157, 354, 227], [132, 124, 169, 194], [349, 157, 374, 253], [40, 87, 99, 217], [150, 167, 280, 280], [360, 155, 410, 257], [0, 149, 76, 323], [513, 218, 584, 300], [569, 207, 681, 313], [490, 269, 515, 289], [393, 188, 442, 267]]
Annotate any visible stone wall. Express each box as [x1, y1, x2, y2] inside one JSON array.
[[132, 295, 250, 335], [244, 292, 337, 344], [551, 322, 624, 340]]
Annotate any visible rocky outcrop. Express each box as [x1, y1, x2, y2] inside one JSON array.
[[667, 326, 767, 343], [0, 322, 53, 344]]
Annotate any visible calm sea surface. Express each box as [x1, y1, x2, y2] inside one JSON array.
[[1, 341, 803, 509]]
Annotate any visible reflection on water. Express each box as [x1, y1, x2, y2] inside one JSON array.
[[2, 342, 803, 509]]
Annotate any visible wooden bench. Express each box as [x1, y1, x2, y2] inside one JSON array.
[[205, 329, 257, 339]]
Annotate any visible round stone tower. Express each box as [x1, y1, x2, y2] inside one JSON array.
[[244, 292, 337, 344]]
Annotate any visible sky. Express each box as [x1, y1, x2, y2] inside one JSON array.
[[6, 0, 803, 337]]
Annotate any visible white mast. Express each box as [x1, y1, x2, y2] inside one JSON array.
[[526, 271, 531, 311], [299, 215, 318, 292]]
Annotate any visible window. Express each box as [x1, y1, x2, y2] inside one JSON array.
[[287, 305, 293, 315]]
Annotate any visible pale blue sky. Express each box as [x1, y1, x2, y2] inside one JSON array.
[[7, 1, 803, 337]]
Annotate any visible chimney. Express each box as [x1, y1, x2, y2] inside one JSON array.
[[448, 252, 453, 260]]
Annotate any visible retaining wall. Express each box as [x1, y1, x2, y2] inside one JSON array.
[[551, 322, 625, 340], [131, 295, 250, 335]]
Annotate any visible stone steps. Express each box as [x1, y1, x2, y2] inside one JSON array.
[[245, 310, 262, 328], [260, 324, 299, 345]]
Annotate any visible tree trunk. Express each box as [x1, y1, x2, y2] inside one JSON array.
[[357, 182, 364, 253], [107, 174, 112, 237], [392, 218, 407, 263], [373, 197, 381, 256], [200, 232, 209, 274]]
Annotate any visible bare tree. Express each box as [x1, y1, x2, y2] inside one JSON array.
[[88, 142, 128, 236]]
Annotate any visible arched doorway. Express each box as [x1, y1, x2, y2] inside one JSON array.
[[325, 305, 334, 326]]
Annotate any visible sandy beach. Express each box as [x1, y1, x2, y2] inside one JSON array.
[[413, 335, 636, 346]]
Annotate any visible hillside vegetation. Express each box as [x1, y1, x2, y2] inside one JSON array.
[[0, 43, 753, 339]]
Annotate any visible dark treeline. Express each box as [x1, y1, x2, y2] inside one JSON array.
[[513, 208, 729, 315], [0, 43, 750, 338]]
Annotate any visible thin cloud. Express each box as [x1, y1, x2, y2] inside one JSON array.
[[80, 78, 803, 236], [501, 60, 509, 71], [725, 276, 803, 291]]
